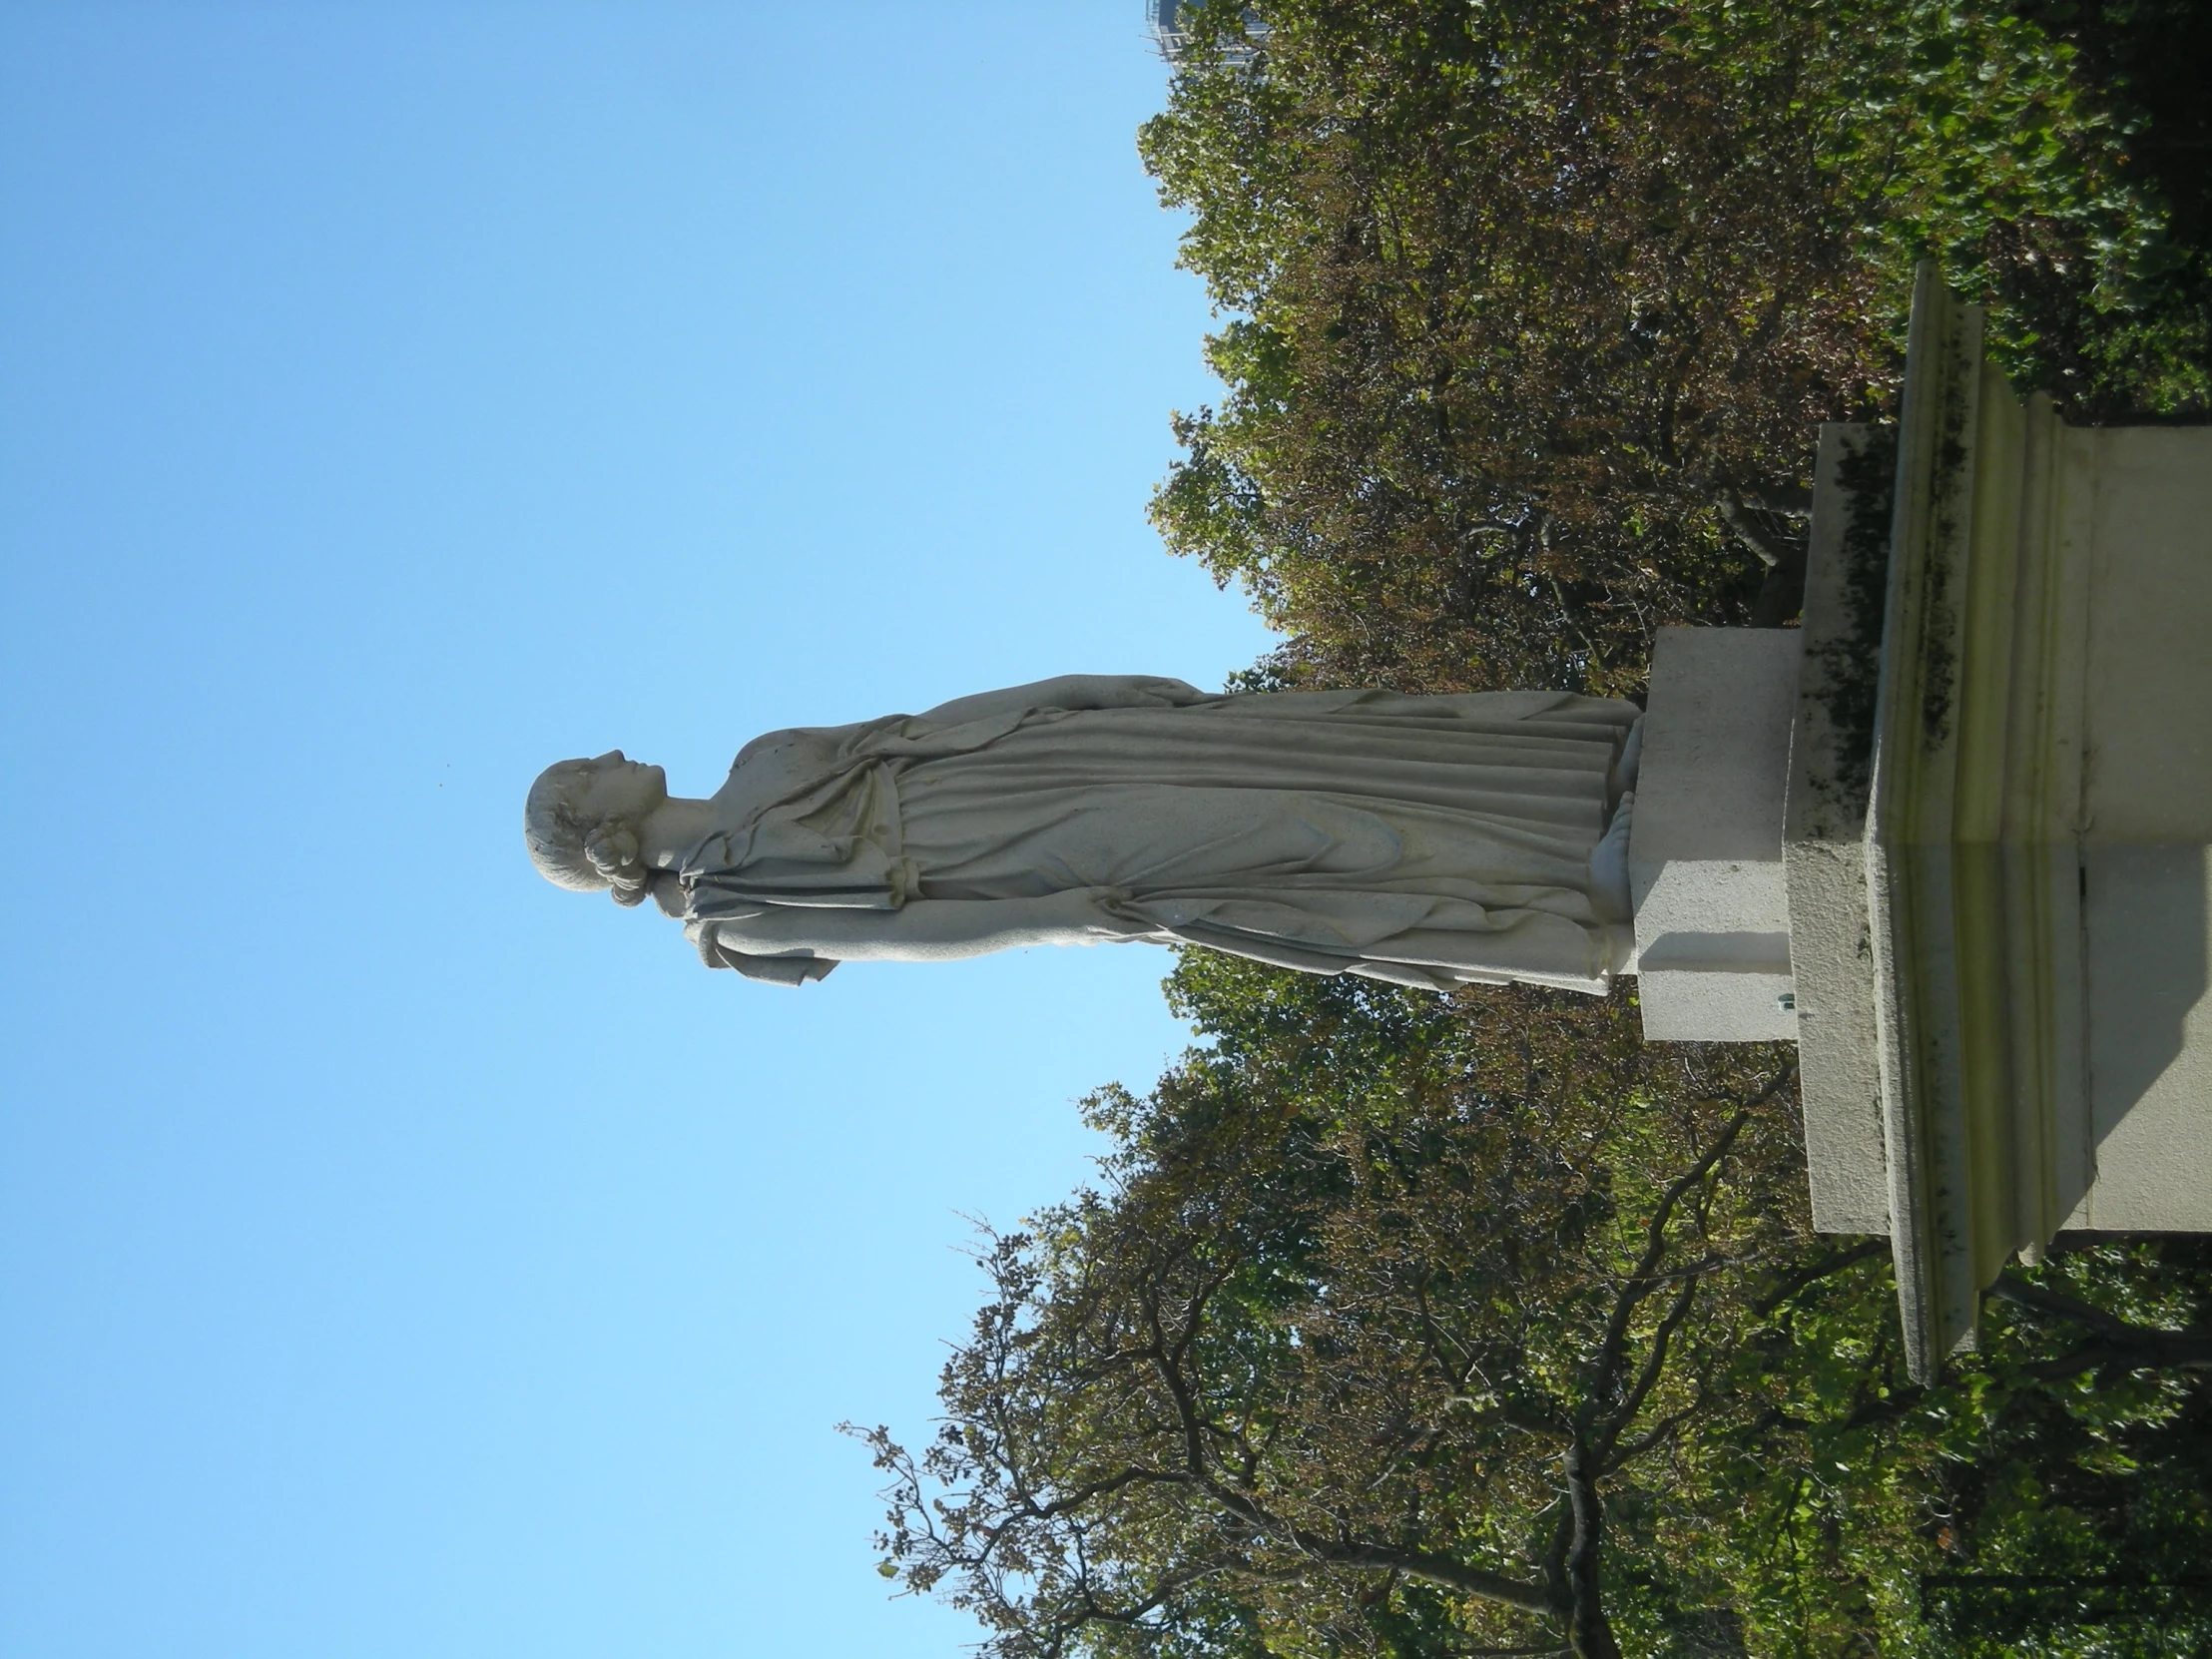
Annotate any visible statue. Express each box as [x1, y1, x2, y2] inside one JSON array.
[[525, 675, 1642, 992]]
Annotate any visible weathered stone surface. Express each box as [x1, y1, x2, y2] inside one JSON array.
[[1845, 267, 2212, 1379], [1786, 423, 1892, 1234], [1631, 627, 1800, 1041]]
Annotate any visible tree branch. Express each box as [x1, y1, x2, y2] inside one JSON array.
[[1595, 1272, 1701, 1467], [1559, 1436, 1620, 1659], [1715, 492, 1792, 568], [1752, 1239, 1889, 1317], [1602, 1385, 1708, 1469], [1583, 1079, 1779, 1410], [1136, 1280, 1567, 1622], [1986, 1272, 2212, 1379]]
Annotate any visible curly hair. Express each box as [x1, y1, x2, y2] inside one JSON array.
[[523, 759, 653, 906]]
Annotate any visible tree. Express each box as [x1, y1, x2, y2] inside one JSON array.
[[1140, 0, 2206, 695], [858, 958, 2212, 1657], [1672, 1233, 2212, 1657], [854, 965, 1830, 1658]]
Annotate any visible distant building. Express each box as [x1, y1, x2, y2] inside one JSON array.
[[1145, 0, 1269, 63]]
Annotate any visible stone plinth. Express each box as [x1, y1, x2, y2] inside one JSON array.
[[1793, 269, 2212, 1378], [1630, 267, 2212, 1378], [1629, 628, 1800, 1041], [1782, 423, 1899, 1238]]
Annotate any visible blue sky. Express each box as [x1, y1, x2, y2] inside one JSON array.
[[0, 7, 1273, 1655]]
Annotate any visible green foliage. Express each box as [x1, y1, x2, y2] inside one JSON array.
[[858, 959, 1816, 1658], [1141, 0, 2209, 694], [866, 956, 2212, 1656], [1640, 1230, 2212, 1656], [1671, 0, 2197, 400]]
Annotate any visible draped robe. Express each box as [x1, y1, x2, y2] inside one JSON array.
[[662, 676, 1641, 992]]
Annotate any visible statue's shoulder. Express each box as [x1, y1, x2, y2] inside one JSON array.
[[733, 718, 875, 772], [733, 725, 810, 769], [716, 716, 908, 821]]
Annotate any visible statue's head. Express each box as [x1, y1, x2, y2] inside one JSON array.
[[524, 751, 668, 906]]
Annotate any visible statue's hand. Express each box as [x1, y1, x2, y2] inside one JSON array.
[[696, 933, 838, 985]]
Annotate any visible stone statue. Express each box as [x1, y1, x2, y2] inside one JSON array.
[[525, 675, 1642, 992]]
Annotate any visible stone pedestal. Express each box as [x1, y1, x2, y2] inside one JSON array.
[[1631, 266, 2212, 1378], [1629, 628, 1800, 1041]]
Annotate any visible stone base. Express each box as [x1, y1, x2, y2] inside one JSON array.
[[1785, 421, 1897, 1234], [1795, 267, 2212, 1378], [1625, 272, 2212, 1377], [2080, 846, 2212, 1231], [1631, 628, 1801, 1042]]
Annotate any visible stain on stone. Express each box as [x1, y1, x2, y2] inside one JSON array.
[[1917, 327, 1976, 754], [1810, 425, 1899, 811]]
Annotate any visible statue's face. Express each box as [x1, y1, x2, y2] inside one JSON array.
[[562, 750, 669, 830]]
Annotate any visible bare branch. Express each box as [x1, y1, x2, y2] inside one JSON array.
[[1715, 492, 1789, 567]]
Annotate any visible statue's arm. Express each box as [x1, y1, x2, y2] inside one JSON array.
[[706, 887, 1149, 967], [916, 674, 1215, 726]]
